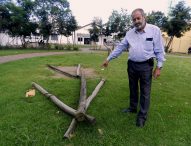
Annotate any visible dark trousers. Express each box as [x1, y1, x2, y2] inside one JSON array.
[[127, 59, 154, 121]]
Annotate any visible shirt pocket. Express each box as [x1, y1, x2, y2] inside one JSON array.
[[145, 40, 153, 51]]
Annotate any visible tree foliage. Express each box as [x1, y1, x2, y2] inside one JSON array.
[[0, 0, 38, 47], [164, 1, 191, 51], [0, 0, 77, 46], [106, 9, 131, 40], [34, 0, 76, 43], [89, 17, 102, 43], [146, 11, 168, 29]]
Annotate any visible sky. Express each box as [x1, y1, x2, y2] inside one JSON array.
[[68, 0, 191, 26]]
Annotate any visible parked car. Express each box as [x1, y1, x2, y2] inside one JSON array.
[[188, 47, 191, 54]]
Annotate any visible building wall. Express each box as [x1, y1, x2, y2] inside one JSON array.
[[0, 33, 22, 46], [163, 30, 191, 53], [0, 23, 111, 47]]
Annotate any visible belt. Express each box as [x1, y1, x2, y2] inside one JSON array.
[[128, 58, 153, 64]]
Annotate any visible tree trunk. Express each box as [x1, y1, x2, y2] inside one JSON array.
[[165, 36, 174, 52], [64, 118, 77, 139], [47, 64, 79, 79], [60, 35, 62, 44], [64, 78, 106, 139], [32, 82, 95, 123], [85, 79, 105, 110], [75, 70, 87, 121]]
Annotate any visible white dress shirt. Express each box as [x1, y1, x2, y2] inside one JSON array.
[[107, 23, 165, 68]]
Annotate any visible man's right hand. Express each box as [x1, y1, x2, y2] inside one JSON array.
[[101, 60, 109, 68]]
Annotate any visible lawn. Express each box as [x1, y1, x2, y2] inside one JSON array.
[[0, 52, 191, 146]]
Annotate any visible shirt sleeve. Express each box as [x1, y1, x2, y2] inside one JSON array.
[[107, 34, 129, 61], [153, 28, 166, 68]]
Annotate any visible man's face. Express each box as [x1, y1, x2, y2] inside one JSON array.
[[132, 11, 146, 31]]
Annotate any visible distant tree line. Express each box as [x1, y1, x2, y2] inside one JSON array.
[[0, 0, 77, 47], [0, 0, 191, 51], [89, 1, 191, 52]]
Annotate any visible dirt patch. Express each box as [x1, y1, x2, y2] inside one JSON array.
[[50, 66, 98, 79]]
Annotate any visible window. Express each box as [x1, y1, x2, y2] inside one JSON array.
[[78, 37, 83, 42], [51, 35, 58, 41]]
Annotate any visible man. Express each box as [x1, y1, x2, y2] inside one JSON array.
[[102, 8, 165, 127]]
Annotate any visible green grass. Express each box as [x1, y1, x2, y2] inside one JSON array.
[[0, 52, 191, 146]]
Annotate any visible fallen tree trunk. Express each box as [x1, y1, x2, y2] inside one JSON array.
[[75, 71, 87, 121], [85, 79, 105, 110], [32, 82, 95, 123], [64, 118, 77, 138], [64, 78, 106, 139], [47, 64, 78, 79], [64, 70, 87, 139]]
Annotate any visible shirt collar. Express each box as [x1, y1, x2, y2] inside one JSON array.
[[134, 23, 148, 34]]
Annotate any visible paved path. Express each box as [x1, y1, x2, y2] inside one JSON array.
[[0, 52, 68, 64]]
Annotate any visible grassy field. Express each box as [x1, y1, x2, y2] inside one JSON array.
[[0, 52, 191, 146]]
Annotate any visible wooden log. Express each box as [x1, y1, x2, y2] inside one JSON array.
[[47, 64, 78, 79], [76, 64, 81, 77], [75, 70, 87, 121], [64, 119, 77, 139], [85, 79, 106, 110], [63, 78, 105, 139], [32, 82, 95, 123], [64, 70, 87, 138]]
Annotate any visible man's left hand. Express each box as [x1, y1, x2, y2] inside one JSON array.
[[153, 67, 161, 79]]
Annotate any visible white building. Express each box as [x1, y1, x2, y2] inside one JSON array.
[[0, 23, 110, 47]]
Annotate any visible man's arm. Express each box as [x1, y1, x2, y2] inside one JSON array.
[[153, 28, 166, 79], [102, 34, 129, 67]]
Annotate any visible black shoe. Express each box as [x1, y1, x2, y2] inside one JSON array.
[[136, 119, 145, 127], [122, 108, 137, 113]]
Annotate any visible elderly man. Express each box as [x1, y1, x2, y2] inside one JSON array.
[[102, 8, 165, 127]]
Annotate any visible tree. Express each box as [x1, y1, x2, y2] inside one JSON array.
[[34, 0, 76, 44], [0, 4, 10, 32], [89, 17, 102, 49], [0, 0, 10, 5], [107, 9, 131, 40], [164, 1, 191, 52], [3, 0, 38, 47], [58, 13, 77, 44], [146, 11, 168, 29]]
